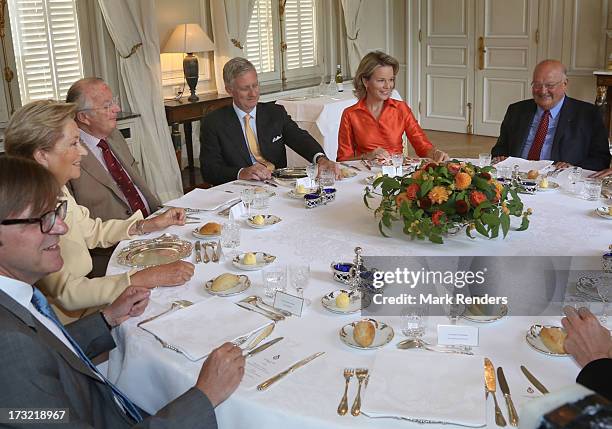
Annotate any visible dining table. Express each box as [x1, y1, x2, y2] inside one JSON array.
[[276, 90, 402, 166], [106, 161, 611, 428]]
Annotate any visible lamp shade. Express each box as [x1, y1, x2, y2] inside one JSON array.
[[163, 23, 214, 53]]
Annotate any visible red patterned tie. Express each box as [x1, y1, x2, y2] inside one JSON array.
[[97, 139, 148, 217], [527, 110, 550, 160]]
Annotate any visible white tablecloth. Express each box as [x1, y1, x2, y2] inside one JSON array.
[[276, 90, 402, 166], [107, 163, 610, 428]]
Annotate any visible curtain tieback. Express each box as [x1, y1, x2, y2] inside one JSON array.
[[347, 29, 360, 41], [120, 42, 143, 59], [231, 38, 243, 50]]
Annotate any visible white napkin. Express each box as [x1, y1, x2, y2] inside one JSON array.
[[361, 351, 486, 427], [140, 297, 271, 361], [494, 156, 553, 172], [165, 188, 240, 211]]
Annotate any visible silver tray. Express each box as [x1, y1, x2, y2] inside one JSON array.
[[272, 167, 307, 179], [117, 233, 193, 268]]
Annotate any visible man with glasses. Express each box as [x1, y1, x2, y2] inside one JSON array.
[[0, 156, 245, 428], [66, 78, 161, 276], [491, 59, 610, 171]]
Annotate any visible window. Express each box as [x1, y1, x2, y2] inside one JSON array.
[[245, 0, 321, 83], [8, 0, 84, 103]]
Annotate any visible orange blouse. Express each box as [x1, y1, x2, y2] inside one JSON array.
[[336, 97, 433, 161]]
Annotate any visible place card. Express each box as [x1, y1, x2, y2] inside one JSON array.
[[295, 177, 312, 189], [273, 291, 304, 317], [437, 324, 479, 347], [381, 165, 396, 177], [230, 202, 245, 220]]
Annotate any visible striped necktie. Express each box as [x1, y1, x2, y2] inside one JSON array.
[[527, 110, 550, 160], [30, 288, 143, 423]]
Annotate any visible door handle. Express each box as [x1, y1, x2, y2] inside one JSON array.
[[478, 37, 486, 70]]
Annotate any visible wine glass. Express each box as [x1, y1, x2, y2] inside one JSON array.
[[305, 163, 317, 188], [221, 221, 240, 259], [391, 153, 403, 176], [400, 304, 428, 340], [240, 188, 255, 218], [290, 264, 310, 305]]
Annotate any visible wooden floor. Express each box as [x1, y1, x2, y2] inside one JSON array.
[[181, 130, 497, 191]]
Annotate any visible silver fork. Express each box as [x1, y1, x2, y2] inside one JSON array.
[[337, 368, 354, 416], [210, 242, 220, 263], [351, 368, 369, 416], [202, 243, 210, 263]]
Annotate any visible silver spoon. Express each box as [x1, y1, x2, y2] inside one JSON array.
[[137, 299, 193, 327], [246, 296, 291, 318], [396, 339, 473, 355]]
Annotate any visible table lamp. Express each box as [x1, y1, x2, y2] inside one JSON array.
[[163, 23, 214, 102]]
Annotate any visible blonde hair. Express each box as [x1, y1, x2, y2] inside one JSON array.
[[223, 57, 256, 88], [5, 100, 77, 160], [352, 51, 399, 99]]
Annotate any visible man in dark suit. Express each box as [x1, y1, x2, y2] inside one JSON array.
[[66, 78, 162, 277], [0, 156, 244, 428], [200, 57, 339, 186], [562, 306, 612, 401], [491, 60, 610, 171]]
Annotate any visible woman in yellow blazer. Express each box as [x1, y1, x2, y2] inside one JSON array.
[[5, 100, 194, 321]]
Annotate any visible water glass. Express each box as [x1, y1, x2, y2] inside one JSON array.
[[400, 305, 428, 339], [317, 168, 335, 188], [240, 188, 255, 217], [391, 153, 404, 176], [596, 283, 610, 325], [252, 191, 271, 211], [497, 166, 512, 179], [262, 265, 287, 298], [220, 221, 240, 257], [306, 163, 317, 188], [290, 264, 310, 305], [478, 153, 492, 167], [567, 166, 583, 194], [582, 179, 602, 201]]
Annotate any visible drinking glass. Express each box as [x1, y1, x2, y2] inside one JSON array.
[[290, 264, 310, 305], [262, 265, 287, 298], [582, 179, 602, 201], [567, 166, 583, 194], [478, 153, 492, 167], [497, 166, 512, 180], [240, 188, 255, 218], [400, 304, 428, 339], [391, 153, 403, 176], [220, 221, 240, 258], [596, 283, 610, 325], [306, 163, 317, 188], [252, 191, 271, 211], [317, 169, 335, 189]]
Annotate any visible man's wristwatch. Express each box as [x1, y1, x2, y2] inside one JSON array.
[[314, 153, 328, 164]]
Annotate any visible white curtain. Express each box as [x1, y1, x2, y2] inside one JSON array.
[[97, 0, 183, 202], [340, 0, 364, 77], [210, 0, 256, 94]]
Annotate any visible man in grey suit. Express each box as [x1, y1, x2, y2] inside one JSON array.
[[66, 78, 162, 277], [0, 156, 245, 428]]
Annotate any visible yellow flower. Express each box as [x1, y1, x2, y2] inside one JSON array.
[[428, 186, 450, 204], [493, 180, 504, 193], [455, 172, 472, 190]]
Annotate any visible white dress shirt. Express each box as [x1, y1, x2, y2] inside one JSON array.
[[79, 129, 151, 214]]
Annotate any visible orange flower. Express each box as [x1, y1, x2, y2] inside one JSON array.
[[432, 210, 445, 226], [469, 190, 487, 207], [395, 192, 411, 207], [406, 183, 420, 200], [412, 170, 423, 180], [428, 186, 450, 204], [455, 172, 472, 190]]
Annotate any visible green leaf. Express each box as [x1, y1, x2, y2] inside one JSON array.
[[500, 212, 510, 237], [419, 180, 433, 197], [378, 220, 390, 237], [429, 234, 444, 244], [474, 220, 488, 237], [481, 212, 500, 227], [490, 223, 499, 238], [517, 215, 530, 231]]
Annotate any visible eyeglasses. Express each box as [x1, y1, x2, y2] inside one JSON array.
[[531, 81, 564, 91], [1, 200, 68, 233], [78, 96, 120, 114]]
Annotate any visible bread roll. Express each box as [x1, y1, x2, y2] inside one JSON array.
[[211, 273, 240, 291], [540, 327, 567, 354], [199, 222, 221, 235], [527, 170, 539, 180], [353, 320, 375, 347]]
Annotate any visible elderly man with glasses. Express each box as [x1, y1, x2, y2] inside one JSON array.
[[66, 78, 161, 277], [491, 59, 610, 172]]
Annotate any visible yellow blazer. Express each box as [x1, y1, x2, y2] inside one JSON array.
[[37, 187, 142, 321]]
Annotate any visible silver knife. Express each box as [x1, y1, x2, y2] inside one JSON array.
[[194, 241, 202, 263], [236, 301, 284, 322], [264, 180, 279, 188], [497, 367, 519, 426], [520, 365, 549, 394], [245, 337, 283, 358], [257, 351, 325, 390]]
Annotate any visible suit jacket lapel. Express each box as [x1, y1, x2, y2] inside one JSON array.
[[550, 97, 573, 161], [79, 147, 129, 207], [227, 107, 256, 166], [514, 102, 537, 157], [255, 104, 272, 161]]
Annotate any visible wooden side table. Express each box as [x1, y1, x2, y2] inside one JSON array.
[[594, 71, 612, 139], [164, 93, 232, 187]]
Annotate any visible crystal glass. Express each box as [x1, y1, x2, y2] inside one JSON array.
[[240, 188, 255, 218], [317, 168, 335, 189], [400, 304, 428, 339], [290, 264, 310, 305], [305, 163, 317, 188], [478, 153, 492, 167], [582, 178, 602, 201], [596, 283, 610, 325], [497, 166, 511, 180], [252, 191, 271, 211], [567, 166, 583, 194], [262, 265, 287, 298], [391, 153, 403, 176], [220, 221, 240, 258]]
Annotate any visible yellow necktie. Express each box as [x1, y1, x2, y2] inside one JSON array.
[[244, 114, 274, 171]]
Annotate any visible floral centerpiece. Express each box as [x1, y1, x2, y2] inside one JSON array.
[[364, 161, 532, 244]]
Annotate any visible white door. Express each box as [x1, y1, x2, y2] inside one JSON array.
[[418, 0, 539, 136], [474, 0, 539, 136], [419, 0, 475, 134]]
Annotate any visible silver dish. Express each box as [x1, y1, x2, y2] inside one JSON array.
[[205, 274, 251, 296], [461, 303, 508, 323], [339, 318, 394, 350], [272, 167, 307, 179], [576, 275, 606, 301], [525, 324, 569, 357], [117, 233, 192, 268]]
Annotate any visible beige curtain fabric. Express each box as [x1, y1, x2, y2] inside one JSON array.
[[340, 0, 364, 77], [210, 0, 256, 94], [97, 0, 183, 202]]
